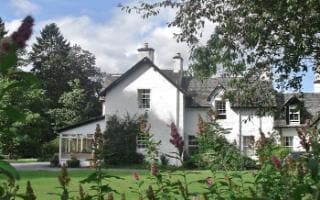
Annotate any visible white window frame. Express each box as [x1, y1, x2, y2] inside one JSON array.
[[289, 104, 300, 125], [188, 135, 198, 155], [282, 136, 293, 152], [137, 133, 148, 149], [138, 89, 151, 109], [242, 136, 255, 157], [215, 100, 226, 119]]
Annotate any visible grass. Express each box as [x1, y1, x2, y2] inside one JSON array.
[[0, 169, 255, 199]]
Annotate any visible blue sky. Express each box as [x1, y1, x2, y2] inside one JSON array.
[[0, 0, 315, 92]]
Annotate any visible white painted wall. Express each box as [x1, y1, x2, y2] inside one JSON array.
[[59, 119, 106, 136], [104, 63, 184, 165], [279, 127, 305, 152], [184, 104, 274, 157]]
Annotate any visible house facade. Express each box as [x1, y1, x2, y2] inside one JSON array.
[[58, 43, 320, 166]]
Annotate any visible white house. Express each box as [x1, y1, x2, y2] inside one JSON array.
[[58, 43, 320, 166]]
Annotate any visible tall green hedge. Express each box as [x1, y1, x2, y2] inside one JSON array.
[[102, 115, 144, 165]]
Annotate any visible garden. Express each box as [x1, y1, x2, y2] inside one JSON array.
[[1, 6, 320, 199]]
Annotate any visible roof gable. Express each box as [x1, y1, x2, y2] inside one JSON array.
[[100, 57, 186, 96], [207, 84, 225, 101]]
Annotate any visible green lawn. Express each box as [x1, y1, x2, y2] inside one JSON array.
[[1, 169, 254, 199]]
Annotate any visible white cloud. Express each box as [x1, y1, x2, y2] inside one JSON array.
[[6, 6, 212, 74], [10, 0, 40, 15]]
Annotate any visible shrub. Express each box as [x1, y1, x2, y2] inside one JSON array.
[[38, 139, 59, 161], [160, 154, 169, 167], [195, 114, 255, 170], [50, 153, 60, 167], [66, 155, 80, 168], [103, 115, 144, 165]]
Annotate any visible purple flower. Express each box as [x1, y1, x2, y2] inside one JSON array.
[[170, 122, 184, 155], [11, 16, 34, 48], [151, 162, 158, 176], [271, 155, 281, 170]]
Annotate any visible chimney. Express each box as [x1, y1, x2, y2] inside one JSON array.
[[314, 64, 320, 93], [173, 53, 183, 73], [137, 43, 154, 62]]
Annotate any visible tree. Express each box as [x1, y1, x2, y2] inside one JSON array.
[[67, 45, 103, 118], [49, 79, 86, 128], [0, 17, 7, 39], [29, 23, 71, 108], [122, 1, 320, 92], [103, 115, 144, 165], [29, 24, 103, 118], [0, 15, 34, 182]]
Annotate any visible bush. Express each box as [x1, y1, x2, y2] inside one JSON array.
[[38, 139, 59, 161], [50, 153, 60, 167], [160, 154, 169, 167], [103, 115, 144, 165], [195, 114, 256, 170], [66, 155, 80, 168]]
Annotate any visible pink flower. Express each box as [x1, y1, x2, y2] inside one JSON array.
[[151, 162, 158, 176], [11, 16, 34, 48], [169, 122, 184, 155], [271, 155, 281, 170], [132, 171, 140, 181]]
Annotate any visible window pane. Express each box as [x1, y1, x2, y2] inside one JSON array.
[[188, 135, 198, 155], [215, 100, 226, 119], [137, 133, 148, 149], [138, 89, 150, 108], [243, 136, 255, 156]]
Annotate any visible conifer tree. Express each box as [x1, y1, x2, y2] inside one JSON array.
[[30, 23, 71, 108]]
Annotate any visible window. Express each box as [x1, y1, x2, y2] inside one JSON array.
[[243, 136, 255, 157], [188, 135, 198, 155], [215, 100, 226, 119], [289, 105, 300, 125], [138, 89, 150, 108], [137, 133, 148, 149], [282, 136, 293, 151]]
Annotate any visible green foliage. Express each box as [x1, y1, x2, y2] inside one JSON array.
[[49, 79, 87, 128], [122, 0, 320, 91], [66, 155, 80, 168], [50, 153, 60, 168], [22, 181, 36, 200], [195, 114, 256, 170], [58, 165, 71, 200], [29, 24, 103, 122], [103, 115, 144, 165], [39, 139, 59, 161]]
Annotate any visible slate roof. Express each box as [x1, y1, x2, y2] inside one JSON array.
[[181, 77, 232, 107], [100, 58, 187, 96], [57, 115, 105, 133]]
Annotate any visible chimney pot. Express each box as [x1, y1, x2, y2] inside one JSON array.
[[137, 42, 155, 62], [173, 52, 183, 73]]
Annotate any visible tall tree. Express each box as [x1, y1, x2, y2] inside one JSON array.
[[29, 23, 71, 108], [122, 1, 320, 91], [0, 17, 7, 39], [49, 79, 86, 128], [67, 45, 103, 118], [29, 24, 103, 119]]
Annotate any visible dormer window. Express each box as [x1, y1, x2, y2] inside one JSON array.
[[215, 100, 226, 119], [289, 104, 300, 125]]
